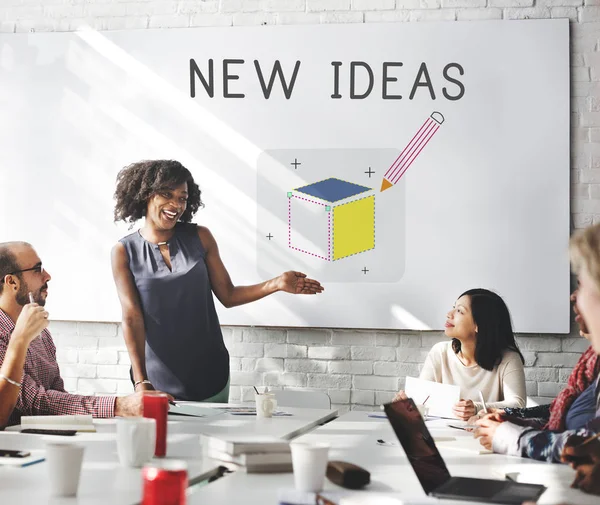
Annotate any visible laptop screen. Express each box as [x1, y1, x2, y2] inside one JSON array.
[[383, 399, 452, 494]]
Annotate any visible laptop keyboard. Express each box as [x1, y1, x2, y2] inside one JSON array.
[[441, 477, 508, 498]]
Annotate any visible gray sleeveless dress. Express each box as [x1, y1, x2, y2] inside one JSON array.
[[120, 222, 230, 401]]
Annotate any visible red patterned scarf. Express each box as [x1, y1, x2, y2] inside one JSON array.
[[544, 345, 600, 431]]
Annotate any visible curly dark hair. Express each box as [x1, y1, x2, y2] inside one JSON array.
[[113, 160, 203, 225]]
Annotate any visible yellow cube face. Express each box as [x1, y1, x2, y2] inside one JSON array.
[[332, 195, 375, 260]]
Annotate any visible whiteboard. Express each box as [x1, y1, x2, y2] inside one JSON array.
[[0, 20, 570, 332]]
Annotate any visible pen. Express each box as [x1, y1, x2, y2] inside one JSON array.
[[579, 432, 600, 447], [28, 292, 34, 304], [478, 391, 488, 414], [169, 400, 179, 407]]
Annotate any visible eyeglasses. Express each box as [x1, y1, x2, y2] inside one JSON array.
[[0, 263, 43, 283]]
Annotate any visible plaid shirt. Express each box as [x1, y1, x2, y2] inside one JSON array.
[[0, 309, 115, 426]]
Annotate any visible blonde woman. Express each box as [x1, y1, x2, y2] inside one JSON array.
[[476, 223, 600, 496]]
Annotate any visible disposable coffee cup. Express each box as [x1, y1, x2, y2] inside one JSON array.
[[45, 443, 85, 497], [290, 442, 330, 492], [117, 417, 156, 467]]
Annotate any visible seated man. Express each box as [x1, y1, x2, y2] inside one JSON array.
[[0, 241, 154, 427], [0, 291, 46, 427]]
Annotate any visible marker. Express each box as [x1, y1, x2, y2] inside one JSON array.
[[478, 391, 488, 414], [28, 292, 35, 304], [380, 111, 445, 192]]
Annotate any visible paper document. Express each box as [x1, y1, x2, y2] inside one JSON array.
[[217, 407, 292, 416], [169, 404, 224, 418], [436, 437, 492, 455], [405, 376, 460, 419]]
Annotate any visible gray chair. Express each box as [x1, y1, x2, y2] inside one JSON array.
[[272, 390, 331, 410]]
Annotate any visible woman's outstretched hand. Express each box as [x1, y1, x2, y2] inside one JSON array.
[[278, 271, 324, 294]]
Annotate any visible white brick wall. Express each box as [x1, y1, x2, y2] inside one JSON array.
[[49, 322, 586, 412], [3, 1, 597, 412]]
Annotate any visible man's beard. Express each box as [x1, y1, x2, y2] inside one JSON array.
[[16, 283, 46, 307]]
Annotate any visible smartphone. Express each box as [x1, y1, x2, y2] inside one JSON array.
[[21, 429, 77, 436], [448, 424, 474, 432], [0, 449, 31, 458]]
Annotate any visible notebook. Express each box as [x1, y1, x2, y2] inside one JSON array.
[[201, 434, 290, 456], [20, 415, 95, 432]]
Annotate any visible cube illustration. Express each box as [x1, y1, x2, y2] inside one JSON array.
[[288, 178, 375, 261]]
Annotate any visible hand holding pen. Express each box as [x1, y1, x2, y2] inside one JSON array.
[[561, 433, 600, 467], [11, 292, 49, 346]]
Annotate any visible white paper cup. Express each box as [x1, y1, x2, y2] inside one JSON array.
[[255, 393, 277, 418], [290, 442, 330, 492], [117, 417, 156, 467], [45, 443, 85, 497]]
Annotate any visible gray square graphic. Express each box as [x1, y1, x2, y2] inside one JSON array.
[[257, 149, 406, 283]]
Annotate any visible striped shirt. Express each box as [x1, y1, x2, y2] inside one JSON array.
[[0, 309, 115, 426]]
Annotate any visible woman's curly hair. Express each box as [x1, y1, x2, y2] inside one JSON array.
[[113, 160, 203, 225]]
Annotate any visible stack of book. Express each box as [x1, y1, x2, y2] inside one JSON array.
[[201, 434, 292, 473]]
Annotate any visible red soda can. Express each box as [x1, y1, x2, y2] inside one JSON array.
[[141, 460, 188, 505], [143, 392, 169, 457]]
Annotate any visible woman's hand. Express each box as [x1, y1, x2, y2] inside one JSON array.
[[467, 407, 504, 425], [453, 399, 476, 420], [473, 413, 504, 450], [277, 271, 324, 295], [393, 390, 408, 402]]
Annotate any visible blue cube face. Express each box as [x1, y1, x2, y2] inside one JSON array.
[[295, 178, 372, 203]]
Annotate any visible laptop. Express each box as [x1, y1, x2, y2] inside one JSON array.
[[383, 399, 546, 504]]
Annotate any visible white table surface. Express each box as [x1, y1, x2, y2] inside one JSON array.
[[186, 411, 600, 505], [165, 402, 338, 439], [0, 433, 214, 505], [0, 403, 338, 504]]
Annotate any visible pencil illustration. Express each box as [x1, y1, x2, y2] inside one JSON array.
[[380, 111, 445, 192]]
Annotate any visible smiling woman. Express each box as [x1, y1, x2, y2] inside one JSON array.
[[111, 160, 324, 402]]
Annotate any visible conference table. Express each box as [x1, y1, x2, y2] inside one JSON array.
[[185, 411, 599, 505], [0, 405, 597, 505], [0, 404, 337, 505]]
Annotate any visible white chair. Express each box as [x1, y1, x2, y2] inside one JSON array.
[[272, 390, 331, 410]]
